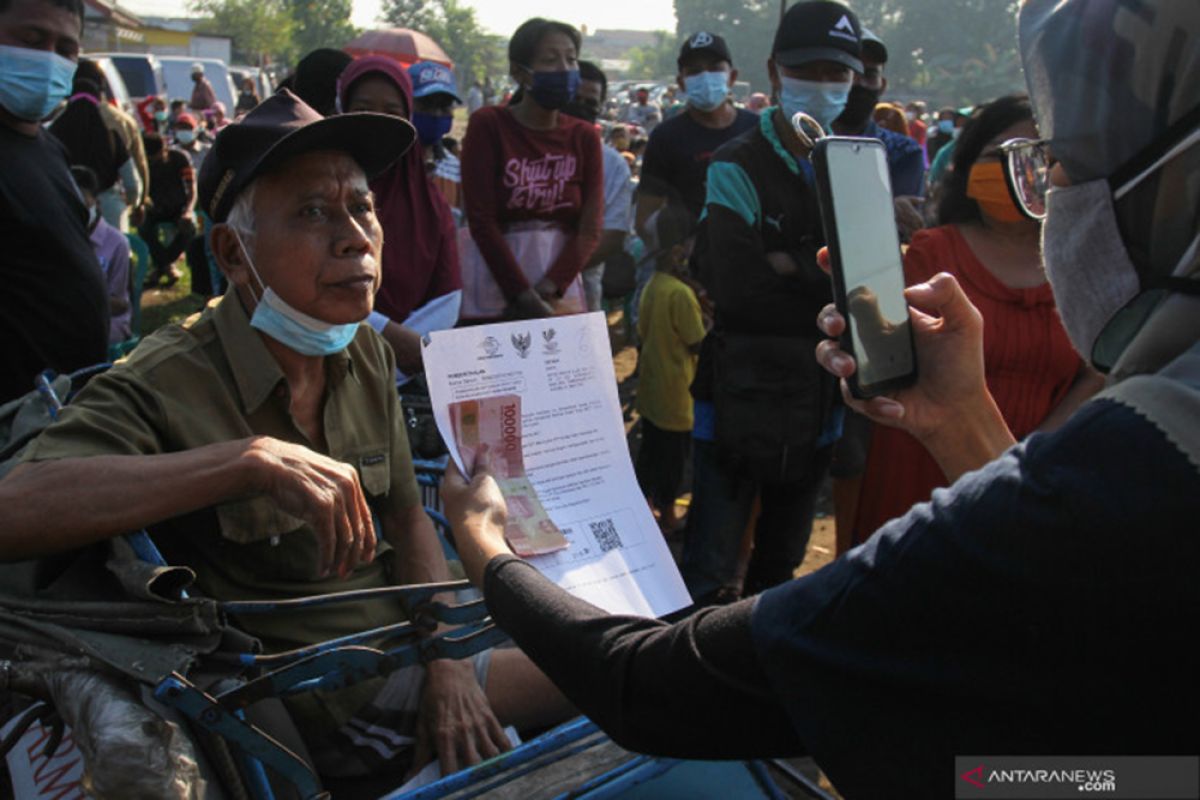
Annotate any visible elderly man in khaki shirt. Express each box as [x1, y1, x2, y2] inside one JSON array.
[[0, 90, 568, 784]]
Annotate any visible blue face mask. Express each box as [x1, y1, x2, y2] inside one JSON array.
[[683, 71, 730, 112], [412, 111, 454, 147], [525, 68, 581, 111], [0, 45, 76, 122], [236, 231, 362, 356], [778, 76, 852, 132], [937, 118, 955, 135]]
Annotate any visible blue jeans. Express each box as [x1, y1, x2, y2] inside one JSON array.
[[681, 439, 832, 603]]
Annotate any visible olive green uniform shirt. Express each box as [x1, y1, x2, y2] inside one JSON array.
[[20, 292, 421, 651]]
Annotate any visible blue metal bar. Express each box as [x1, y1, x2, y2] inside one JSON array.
[[386, 718, 603, 800], [234, 619, 421, 667], [34, 372, 63, 419], [412, 455, 448, 474], [234, 709, 277, 800], [219, 621, 508, 709], [219, 579, 474, 614], [556, 755, 673, 800], [155, 674, 323, 800], [124, 530, 170, 567], [746, 760, 793, 800], [766, 758, 838, 800]]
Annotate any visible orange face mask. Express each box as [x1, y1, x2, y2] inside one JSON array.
[[966, 161, 1025, 223]]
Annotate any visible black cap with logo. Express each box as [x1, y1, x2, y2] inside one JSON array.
[[198, 89, 413, 223], [861, 28, 888, 65], [772, 1, 863, 74], [678, 31, 733, 68]]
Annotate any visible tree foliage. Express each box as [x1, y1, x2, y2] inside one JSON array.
[[287, 0, 358, 59], [852, 0, 1023, 106], [191, 0, 296, 65], [673, 0, 1026, 106], [627, 30, 680, 80], [379, 0, 506, 87]]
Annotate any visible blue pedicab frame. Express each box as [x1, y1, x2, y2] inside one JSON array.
[[8, 371, 835, 800]]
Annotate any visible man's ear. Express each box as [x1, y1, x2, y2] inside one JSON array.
[[880, 75, 889, 96], [209, 224, 252, 289], [728, 68, 739, 88], [766, 58, 780, 97]]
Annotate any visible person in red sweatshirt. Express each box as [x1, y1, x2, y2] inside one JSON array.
[[459, 17, 603, 321]]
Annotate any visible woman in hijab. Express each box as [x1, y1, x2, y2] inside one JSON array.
[[49, 74, 141, 229], [336, 56, 462, 380]]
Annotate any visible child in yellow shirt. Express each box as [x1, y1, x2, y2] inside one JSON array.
[[635, 205, 708, 530]]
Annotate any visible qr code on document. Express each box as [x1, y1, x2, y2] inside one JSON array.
[[589, 518, 623, 552]]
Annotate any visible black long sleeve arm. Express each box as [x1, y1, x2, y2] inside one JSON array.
[[483, 555, 803, 759]]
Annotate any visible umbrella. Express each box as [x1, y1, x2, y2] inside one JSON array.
[[343, 28, 453, 68]]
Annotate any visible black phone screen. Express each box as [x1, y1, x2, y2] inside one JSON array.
[[823, 139, 915, 394]]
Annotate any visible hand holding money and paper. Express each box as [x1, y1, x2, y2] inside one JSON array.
[[449, 395, 569, 557]]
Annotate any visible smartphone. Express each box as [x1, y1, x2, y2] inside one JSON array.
[[812, 137, 918, 399]]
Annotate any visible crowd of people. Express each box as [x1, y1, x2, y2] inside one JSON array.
[[1, 0, 1197, 795]]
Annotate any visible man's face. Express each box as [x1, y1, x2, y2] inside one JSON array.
[[677, 55, 733, 90], [637, 89, 649, 105], [345, 74, 407, 118], [856, 58, 885, 93], [769, 58, 853, 95], [240, 151, 383, 325], [574, 79, 603, 118], [0, 0, 80, 60], [414, 92, 456, 119]]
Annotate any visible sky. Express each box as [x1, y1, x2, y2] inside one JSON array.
[[121, 0, 679, 35]]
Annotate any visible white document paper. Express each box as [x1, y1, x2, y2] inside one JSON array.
[[422, 312, 691, 617], [395, 290, 463, 386]]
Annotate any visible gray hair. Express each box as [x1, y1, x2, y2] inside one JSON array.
[[224, 180, 258, 255]]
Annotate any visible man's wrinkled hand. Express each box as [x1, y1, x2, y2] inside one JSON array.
[[246, 437, 375, 578], [407, 658, 511, 779]]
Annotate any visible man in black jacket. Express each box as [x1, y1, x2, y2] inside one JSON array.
[[0, 0, 108, 404], [680, 1, 863, 604]]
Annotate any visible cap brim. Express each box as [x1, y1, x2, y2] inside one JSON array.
[[413, 86, 462, 103], [256, 112, 413, 186], [774, 46, 863, 74]]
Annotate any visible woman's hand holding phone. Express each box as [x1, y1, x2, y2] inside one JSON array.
[[814, 247, 1017, 481]]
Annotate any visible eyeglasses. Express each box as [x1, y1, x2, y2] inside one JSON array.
[[997, 137, 1051, 220]]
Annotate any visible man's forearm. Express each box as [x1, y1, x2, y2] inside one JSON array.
[[387, 504, 453, 586], [0, 439, 260, 561]]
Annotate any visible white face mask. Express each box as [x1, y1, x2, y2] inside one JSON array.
[[233, 229, 363, 356], [777, 76, 852, 132], [176, 129, 196, 145], [1041, 180, 1141, 365]]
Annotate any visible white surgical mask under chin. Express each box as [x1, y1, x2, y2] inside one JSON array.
[[233, 230, 363, 357], [777, 76, 851, 133]]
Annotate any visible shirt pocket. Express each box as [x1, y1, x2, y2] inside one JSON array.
[[349, 448, 391, 501], [216, 496, 305, 545]]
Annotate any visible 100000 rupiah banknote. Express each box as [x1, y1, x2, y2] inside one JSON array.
[[449, 395, 568, 556]]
